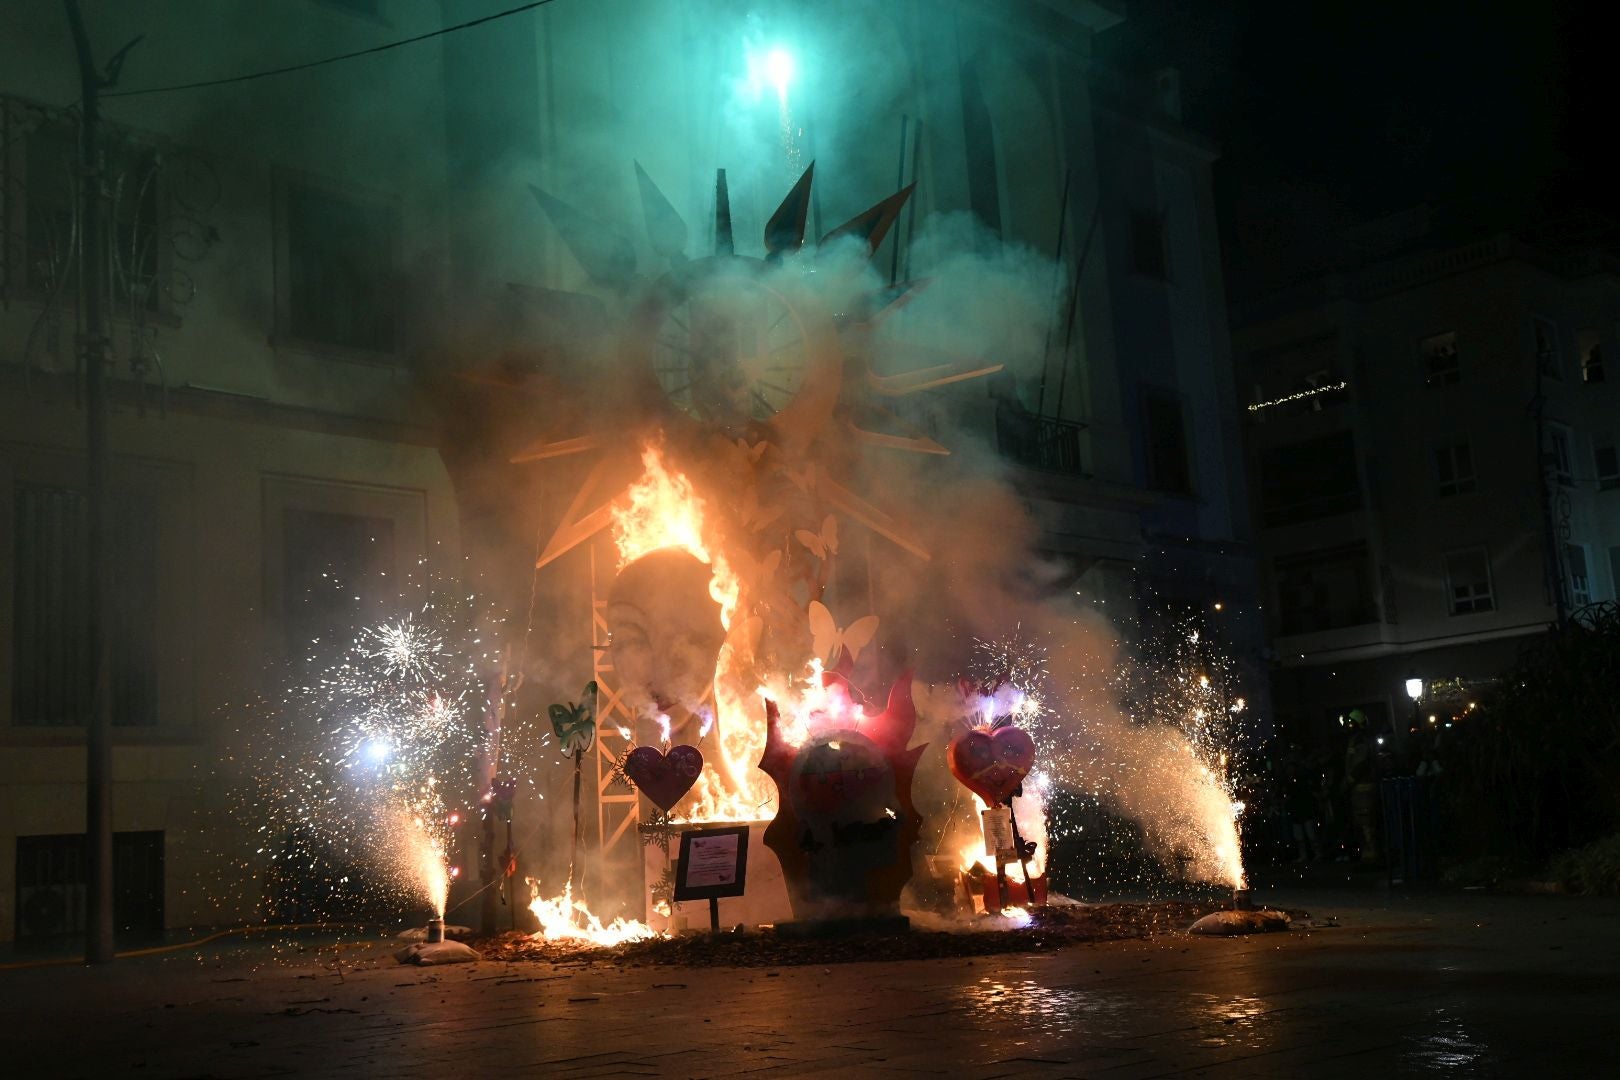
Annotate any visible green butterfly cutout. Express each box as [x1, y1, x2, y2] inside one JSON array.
[[549, 680, 598, 755]]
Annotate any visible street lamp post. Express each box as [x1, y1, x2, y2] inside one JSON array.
[[1405, 672, 1424, 737]]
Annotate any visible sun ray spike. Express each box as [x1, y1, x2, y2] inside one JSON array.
[[819, 183, 915, 260], [867, 360, 1005, 396], [714, 169, 734, 256], [764, 162, 815, 261], [529, 184, 637, 289], [846, 404, 950, 455], [509, 432, 604, 464], [534, 456, 624, 569], [634, 161, 688, 264], [820, 476, 931, 561]]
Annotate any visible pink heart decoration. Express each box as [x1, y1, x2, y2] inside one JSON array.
[[947, 726, 1036, 805], [624, 744, 704, 812]]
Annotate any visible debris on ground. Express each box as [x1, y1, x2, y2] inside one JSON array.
[[474, 900, 1229, 968]]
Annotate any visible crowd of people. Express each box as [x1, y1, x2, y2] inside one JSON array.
[[1242, 711, 1448, 869]]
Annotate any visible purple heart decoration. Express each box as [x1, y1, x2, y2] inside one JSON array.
[[623, 744, 705, 812]]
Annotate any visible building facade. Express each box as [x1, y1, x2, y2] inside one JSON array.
[[0, 0, 461, 944], [1234, 229, 1620, 751], [1, 0, 1259, 942]]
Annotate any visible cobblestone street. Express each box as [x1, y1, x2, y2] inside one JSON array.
[[5, 889, 1617, 1078]]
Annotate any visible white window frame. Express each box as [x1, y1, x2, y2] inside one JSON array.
[[1548, 424, 1575, 487], [1443, 547, 1495, 616], [1421, 330, 1460, 388], [1577, 328, 1605, 385], [1433, 439, 1475, 497], [1595, 436, 1619, 491], [1565, 543, 1592, 608]]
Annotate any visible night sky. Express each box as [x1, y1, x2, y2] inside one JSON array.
[[1098, 0, 1611, 295]]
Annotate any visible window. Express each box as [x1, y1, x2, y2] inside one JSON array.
[[278, 175, 399, 353], [1566, 544, 1592, 608], [1444, 548, 1495, 615], [12, 484, 157, 726], [1548, 425, 1574, 487], [1259, 431, 1361, 526], [281, 508, 396, 654], [1433, 440, 1475, 496], [14, 831, 164, 940], [1140, 387, 1191, 494], [1596, 438, 1619, 491], [1532, 317, 1561, 379], [1273, 543, 1377, 634], [1577, 329, 1605, 384], [1421, 331, 1459, 387], [1131, 210, 1169, 280]]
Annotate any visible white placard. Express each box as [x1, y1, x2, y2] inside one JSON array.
[[981, 806, 1016, 864], [685, 832, 741, 888]]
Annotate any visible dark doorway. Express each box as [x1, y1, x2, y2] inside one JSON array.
[[14, 831, 165, 942]]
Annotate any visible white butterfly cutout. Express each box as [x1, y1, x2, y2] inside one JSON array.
[[795, 514, 839, 560], [808, 600, 879, 666]]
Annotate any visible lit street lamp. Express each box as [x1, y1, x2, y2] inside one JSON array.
[[1404, 671, 1423, 743]]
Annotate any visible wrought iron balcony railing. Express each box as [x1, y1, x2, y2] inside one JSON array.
[[995, 407, 1088, 476]]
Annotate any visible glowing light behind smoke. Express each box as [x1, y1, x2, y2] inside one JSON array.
[[745, 43, 796, 104], [763, 47, 794, 101]]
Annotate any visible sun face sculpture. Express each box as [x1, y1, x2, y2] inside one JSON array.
[[512, 162, 1003, 847], [515, 160, 1002, 572]]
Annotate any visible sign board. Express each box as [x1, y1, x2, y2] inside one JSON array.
[[981, 806, 1016, 865], [673, 825, 750, 902]]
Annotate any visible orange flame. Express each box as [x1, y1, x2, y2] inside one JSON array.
[[611, 442, 740, 628], [528, 879, 659, 946]]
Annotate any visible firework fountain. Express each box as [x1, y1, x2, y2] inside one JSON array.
[[234, 576, 501, 933]]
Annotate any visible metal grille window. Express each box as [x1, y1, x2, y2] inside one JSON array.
[[281, 177, 399, 354], [1444, 548, 1495, 615], [1422, 331, 1460, 387], [12, 484, 158, 726], [14, 831, 164, 941], [1433, 440, 1476, 496]]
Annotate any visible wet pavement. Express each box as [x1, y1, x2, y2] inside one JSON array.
[[3, 887, 1617, 1077]]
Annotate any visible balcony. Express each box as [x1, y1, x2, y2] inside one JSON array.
[[995, 407, 1088, 476]]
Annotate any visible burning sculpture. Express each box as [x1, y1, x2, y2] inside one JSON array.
[[511, 161, 1003, 922], [499, 159, 1252, 938], [760, 667, 926, 921]]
